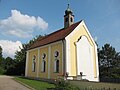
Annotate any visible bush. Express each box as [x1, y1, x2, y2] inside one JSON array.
[[0, 67, 5, 75], [55, 78, 80, 90]]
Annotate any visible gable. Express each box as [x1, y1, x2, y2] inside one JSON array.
[[65, 20, 98, 77], [66, 20, 96, 47]]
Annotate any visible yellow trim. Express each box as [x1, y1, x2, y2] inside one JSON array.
[[39, 46, 48, 78], [27, 49, 38, 77], [50, 42, 63, 79], [27, 41, 63, 79]]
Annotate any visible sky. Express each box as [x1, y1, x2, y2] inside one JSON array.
[[0, 0, 120, 58]]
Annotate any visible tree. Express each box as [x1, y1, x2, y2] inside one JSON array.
[[7, 35, 45, 75], [3, 57, 14, 69], [14, 35, 44, 75], [0, 46, 3, 64], [0, 46, 2, 58], [0, 46, 5, 75], [98, 44, 120, 78], [27, 35, 45, 48], [0, 46, 2, 64], [13, 44, 27, 75]]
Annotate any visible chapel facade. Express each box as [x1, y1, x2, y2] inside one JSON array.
[[25, 4, 99, 81]]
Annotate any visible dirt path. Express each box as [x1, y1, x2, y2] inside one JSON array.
[[0, 76, 30, 90]]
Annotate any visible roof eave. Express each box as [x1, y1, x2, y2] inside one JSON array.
[[27, 38, 65, 51]]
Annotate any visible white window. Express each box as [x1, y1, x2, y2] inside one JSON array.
[[54, 51, 59, 73], [32, 55, 36, 72], [41, 53, 46, 72]]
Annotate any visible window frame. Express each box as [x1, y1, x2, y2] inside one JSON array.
[[41, 53, 46, 73], [54, 51, 60, 73], [32, 55, 36, 72], [71, 17, 73, 22], [65, 18, 68, 22]]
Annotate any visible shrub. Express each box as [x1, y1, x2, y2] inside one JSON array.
[[55, 78, 80, 90]]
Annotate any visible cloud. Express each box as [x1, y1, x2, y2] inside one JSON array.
[[0, 10, 48, 38], [0, 40, 22, 58]]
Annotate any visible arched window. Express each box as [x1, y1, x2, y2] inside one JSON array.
[[65, 18, 68, 22], [54, 51, 59, 73], [71, 17, 73, 22], [41, 53, 46, 72], [42, 60, 46, 72], [56, 60, 59, 72], [32, 55, 36, 72], [54, 60, 59, 73], [55, 51, 59, 57]]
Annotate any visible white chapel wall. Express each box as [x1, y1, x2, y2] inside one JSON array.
[[76, 36, 95, 81]]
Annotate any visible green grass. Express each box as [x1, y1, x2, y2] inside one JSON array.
[[14, 77, 55, 90], [70, 80, 120, 90], [14, 77, 120, 90]]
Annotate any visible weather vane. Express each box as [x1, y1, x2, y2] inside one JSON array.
[[67, 0, 70, 9], [67, 0, 69, 5]]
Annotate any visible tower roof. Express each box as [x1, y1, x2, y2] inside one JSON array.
[[65, 4, 73, 15]]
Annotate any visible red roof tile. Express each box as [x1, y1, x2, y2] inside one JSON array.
[[28, 21, 82, 50]]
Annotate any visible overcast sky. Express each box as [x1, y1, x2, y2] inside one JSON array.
[[0, 0, 120, 58]]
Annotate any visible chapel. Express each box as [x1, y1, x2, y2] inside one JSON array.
[[25, 4, 99, 81]]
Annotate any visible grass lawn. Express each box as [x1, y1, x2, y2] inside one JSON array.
[[70, 80, 120, 90], [14, 77, 55, 90], [14, 77, 120, 90]]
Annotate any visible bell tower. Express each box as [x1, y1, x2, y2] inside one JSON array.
[[64, 4, 74, 28]]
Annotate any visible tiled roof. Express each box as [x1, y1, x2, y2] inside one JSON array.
[[28, 20, 82, 50]]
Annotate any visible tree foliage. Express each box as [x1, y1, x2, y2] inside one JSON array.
[[98, 44, 120, 78], [0, 46, 2, 58], [0, 35, 45, 75], [1, 36, 120, 79], [5, 35, 44, 75], [0, 46, 3, 65], [0, 46, 5, 75], [5, 44, 27, 75]]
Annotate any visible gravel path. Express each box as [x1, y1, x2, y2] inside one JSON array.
[[0, 76, 30, 90]]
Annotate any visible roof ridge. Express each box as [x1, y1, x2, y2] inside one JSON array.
[[36, 28, 64, 42], [28, 20, 82, 50], [38, 20, 82, 41]]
